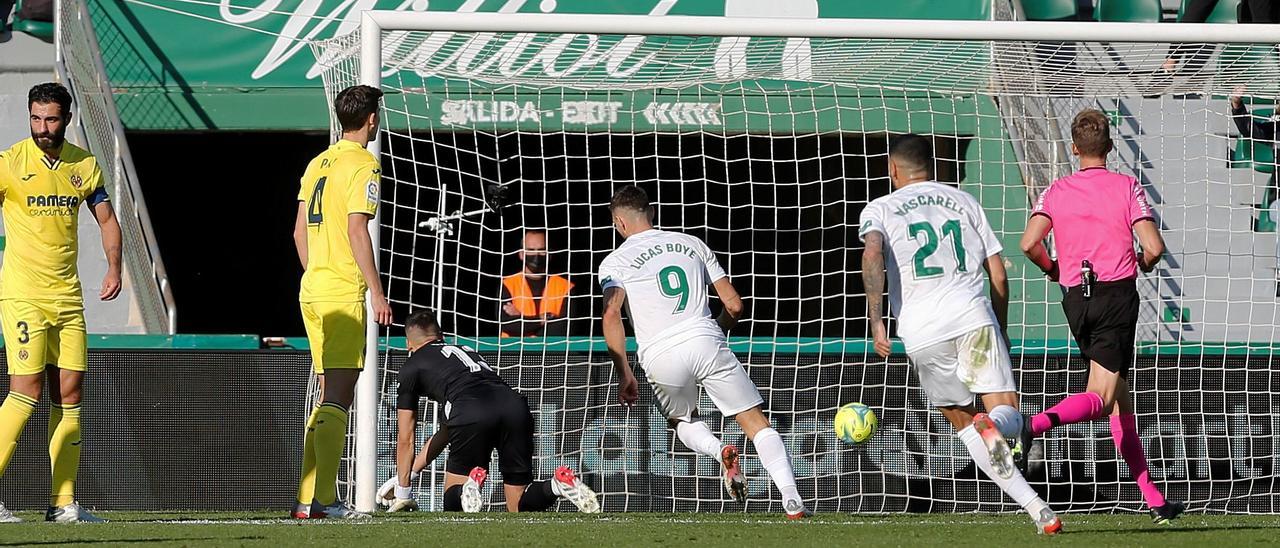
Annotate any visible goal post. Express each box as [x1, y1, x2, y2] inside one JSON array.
[[320, 11, 1280, 514], [352, 12, 384, 512]]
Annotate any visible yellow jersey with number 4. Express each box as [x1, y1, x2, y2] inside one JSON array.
[[298, 139, 380, 303], [0, 138, 108, 304]]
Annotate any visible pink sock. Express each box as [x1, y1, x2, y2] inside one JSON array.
[[1030, 392, 1104, 435], [1111, 414, 1167, 509]]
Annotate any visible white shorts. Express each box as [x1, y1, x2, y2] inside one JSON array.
[[907, 325, 1017, 408], [642, 338, 764, 422]]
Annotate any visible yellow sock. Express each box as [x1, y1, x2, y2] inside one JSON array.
[[0, 392, 36, 477], [48, 403, 81, 507], [312, 403, 349, 506], [297, 406, 322, 506]]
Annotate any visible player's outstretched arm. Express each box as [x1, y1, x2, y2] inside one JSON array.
[[983, 254, 1010, 337], [861, 231, 891, 358], [293, 202, 308, 268], [396, 409, 417, 489], [1134, 219, 1165, 273], [1019, 214, 1058, 281], [602, 286, 638, 406], [711, 278, 744, 334], [348, 212, 392, 325], [382, 422, 449, 505], [412, 424, 450, 474], [92, 201, 122, 301]]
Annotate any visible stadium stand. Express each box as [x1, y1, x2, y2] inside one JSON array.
[[1094, 0, 1165, 21], [1230, 109, 1277, 173], [1180, 0, 1243, 22], [0, 5, 1276, 543], [1022, 0, 1085, 20], [10, 0, 52, 41]]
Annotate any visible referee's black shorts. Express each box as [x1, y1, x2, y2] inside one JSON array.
[[444, 387, 535, 485], [1062, 278, 1140, 378]]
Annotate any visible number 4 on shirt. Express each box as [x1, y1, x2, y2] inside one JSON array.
[[307, 177, 327, 224]]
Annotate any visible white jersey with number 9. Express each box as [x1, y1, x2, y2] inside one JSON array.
[[598, 229, 728, 362]]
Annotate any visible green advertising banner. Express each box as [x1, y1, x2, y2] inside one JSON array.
[[92, 0, 996, 131], [376, 88, 984, 134]]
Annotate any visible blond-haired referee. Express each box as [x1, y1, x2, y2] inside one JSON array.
[[1020, 108, 1181, 525], [0, 83, 121, 523], [291, 85, 393, 519]]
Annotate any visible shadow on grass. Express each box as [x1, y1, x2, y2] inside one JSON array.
[[0, 537, 264, 546]]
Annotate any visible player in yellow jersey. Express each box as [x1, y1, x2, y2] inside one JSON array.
[[290, 85, 393, 519], [0, 83, 122, 523]]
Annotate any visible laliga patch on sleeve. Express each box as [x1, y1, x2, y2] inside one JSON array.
[[366, 180, 379, 209]]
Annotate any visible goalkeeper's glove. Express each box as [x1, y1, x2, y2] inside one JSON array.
[[387, 483, 418, 512], [377, 471, 420, 506]]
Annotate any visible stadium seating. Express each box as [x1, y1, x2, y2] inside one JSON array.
[[11, 0, 53, 42], [1022, 0, 1081, 21], [1179, 0, 1240, 22], [1229, 108, 1277, 173], [840, 0, 994, 20], [1224, 101, 1278, 232], [1094, 0, 1164, 22], [1230, 140, 1277, 173], [1256, 182, 1277, 232]]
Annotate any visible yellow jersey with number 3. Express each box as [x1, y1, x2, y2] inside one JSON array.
[[298, 139, 380, 303], [0, 138, 109, 304]]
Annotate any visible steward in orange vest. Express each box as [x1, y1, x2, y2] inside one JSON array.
[[500, 230, 575, 337]]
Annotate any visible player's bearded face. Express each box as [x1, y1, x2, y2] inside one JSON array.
[[29, 102, 68, 153]]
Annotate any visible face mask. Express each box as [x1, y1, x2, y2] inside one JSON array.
[[525, 254, 546, 273]]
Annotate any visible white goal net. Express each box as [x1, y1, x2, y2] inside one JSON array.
[[312, 11, 1280, 514]]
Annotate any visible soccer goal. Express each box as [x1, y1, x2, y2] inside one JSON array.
[[312, 7, 1280, 514]]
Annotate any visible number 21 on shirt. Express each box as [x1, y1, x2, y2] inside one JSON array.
[[908, 219, 966, 279]]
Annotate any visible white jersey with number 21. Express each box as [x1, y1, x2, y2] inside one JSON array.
[[598, 229, 727, 362], [858, 181, 1004, 353]]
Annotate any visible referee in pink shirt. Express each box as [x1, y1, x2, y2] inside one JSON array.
[[1019, 109, 1184, 525]]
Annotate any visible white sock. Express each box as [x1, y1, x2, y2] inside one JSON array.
[[751, 427, 801, 507], [676, 420, 723, 460], [987, 405, 1024, 438], [550, 478, 563, 496], [957, 424, 1048, 520]]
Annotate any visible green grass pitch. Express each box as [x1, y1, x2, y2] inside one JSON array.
[[0, 512, 1277, 547]]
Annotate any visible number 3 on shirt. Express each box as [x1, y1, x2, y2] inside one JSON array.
[[657, 265, 690, 314], [306, 177, 327, 224], [908, 220, 966, 279]]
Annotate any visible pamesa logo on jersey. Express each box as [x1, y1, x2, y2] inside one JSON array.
[[27, 194, 80, 217]]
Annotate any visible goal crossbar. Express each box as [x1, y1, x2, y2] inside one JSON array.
[[360, 12, 1280, 43]]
